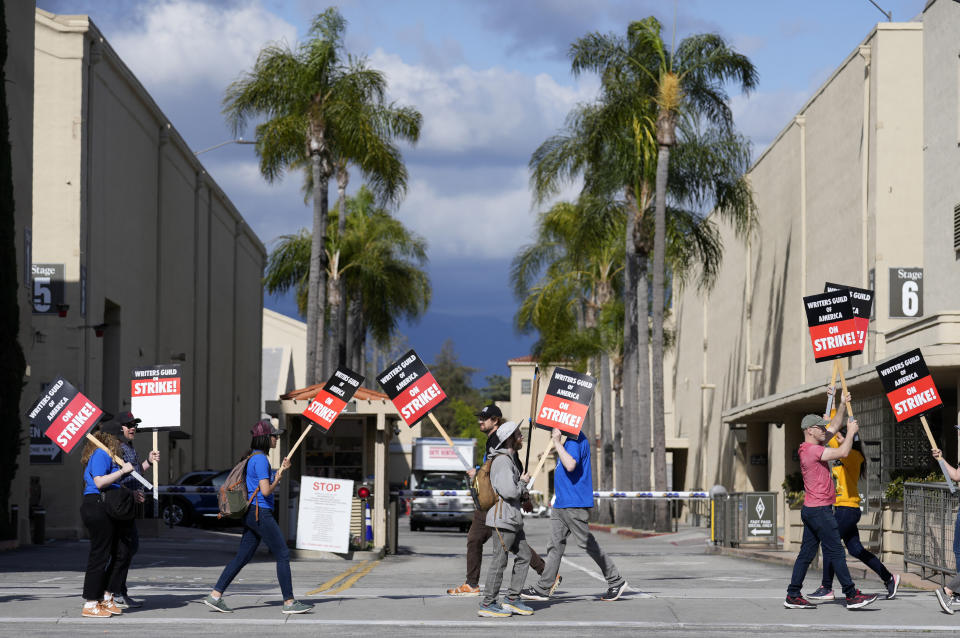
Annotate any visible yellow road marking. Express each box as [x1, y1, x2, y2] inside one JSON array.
[[306, 560, 372, 595], [321, 559, 380, 595]]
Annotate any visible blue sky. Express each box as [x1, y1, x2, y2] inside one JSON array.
[[40, 0, 929, 383]]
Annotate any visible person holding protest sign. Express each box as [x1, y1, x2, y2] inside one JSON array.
[[102, 412, 159, 609], [521, 427, 627, 603], [447, 405, 553, 597], [930, 448, 960, 613], [785, 391, 878, 610], [79, 428, 136, 618], [203, 420, 313, 615], [477, 420, 537, 617], [807, 391, 899, 602]]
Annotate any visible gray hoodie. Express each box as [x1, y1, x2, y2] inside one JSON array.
[[484, 446, 528, 531]]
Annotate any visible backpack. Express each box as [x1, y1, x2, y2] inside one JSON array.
[[472, 456, 497, 511], [217, 452, 262, 519]]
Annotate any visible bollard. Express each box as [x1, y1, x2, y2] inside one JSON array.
[[29, 507, 45, 545], [9, 504, 18, 541]]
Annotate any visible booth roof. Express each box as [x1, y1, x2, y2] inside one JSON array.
[[280, 384, 388, 402]]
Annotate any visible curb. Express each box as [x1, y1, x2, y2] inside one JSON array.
[[290, 546, 385, 561]]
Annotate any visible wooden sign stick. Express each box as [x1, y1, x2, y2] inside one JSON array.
[[836, 365, 855, 419], [85, 433, 153, 490], [526, 438, 554, 490], [825, 360, 840, 416], [285, 423, 313, 463], [428, 412, 474, 471], [921, 415, 957, 494], [524, 366, 540, 472]]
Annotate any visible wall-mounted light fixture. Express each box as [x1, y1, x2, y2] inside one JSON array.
[[93, 323, 108, 338], [56, 304, 69, 318]]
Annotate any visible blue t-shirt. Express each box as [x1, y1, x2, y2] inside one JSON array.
[[553, 432, 594, 508], [83, 448, 120, 495], [246, 453, 275, 510]]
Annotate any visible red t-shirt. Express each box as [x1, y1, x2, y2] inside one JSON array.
[[799, 441, 836, 507]]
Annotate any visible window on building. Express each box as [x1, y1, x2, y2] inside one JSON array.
[[521, 379, 532, 394]]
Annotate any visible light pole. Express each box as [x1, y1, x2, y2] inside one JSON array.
[[194, 138, 255, 155]]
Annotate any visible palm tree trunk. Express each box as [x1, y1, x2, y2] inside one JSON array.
[[632, 252, 653, 529], [335, 164, 349, 368], [651, 139, 671, 532], [599, 350, 614, 524], [325, 265, 340, 376], [618, 193, 639, 529], [307, 153, 330, 385]]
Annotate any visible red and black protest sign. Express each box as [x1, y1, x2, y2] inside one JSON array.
[[535, 367, 597, 437], [27, 377, 104, 454], [303, 366, 365, 431], [875, 349, 942, 422], [376, 349, 447, 427], [824, 282, 873, 350], [803, 290, 860, 362], [131, 364, 182, 429]]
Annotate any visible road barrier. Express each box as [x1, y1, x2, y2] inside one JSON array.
[[711, 492, 778, 548], [903, 481, 958, 582]]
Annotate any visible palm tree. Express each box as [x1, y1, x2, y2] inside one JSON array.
[[263, 186, 430, 378], [223, 8, 421, 385]]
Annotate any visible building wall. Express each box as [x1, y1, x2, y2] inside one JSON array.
[[30, 10, 265, 538], [671, 22, 925, 523], [262, 308, 307, 407], [8, 0, 36, 545]]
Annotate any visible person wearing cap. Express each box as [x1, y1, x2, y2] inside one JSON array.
[[477, 420, 536, 617], [203, 419, 313, 615], [103, 412, 159, 609], [806, 390, 899, 603], [784, 389, 878, 610], [447, 405, 551, 597], [520, 427, 627, 603], [929, 448, 960, 613]]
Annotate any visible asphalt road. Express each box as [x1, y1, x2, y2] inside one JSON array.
[[0, 513, 957, 636]]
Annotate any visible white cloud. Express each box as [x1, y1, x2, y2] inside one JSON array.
[[108, 0, 298, 91]]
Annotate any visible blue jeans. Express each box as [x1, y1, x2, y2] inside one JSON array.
[[822, 506, 892, 587], [213, 508, 293, 600], [788, 505, 856, 598]]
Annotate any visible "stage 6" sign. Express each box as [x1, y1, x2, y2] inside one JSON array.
[[889, 268, 923, 318]]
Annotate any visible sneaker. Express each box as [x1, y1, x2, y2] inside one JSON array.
[[519, 587, 549, 601], [600, 581, 628, 602], [113, 595, 143, 609], [81, 603, 112, 618], [281, 600, 313, 614], [548, 574, 563, 597], [99, 599, 122, 615], [885, 574, 901, 600], [951, 593, 960, 606], [202, 595, 234, 613], [845, 590, 878, 609], [936, 587, 955, 614], [502, 597, 534, 616], [477, 601, 511, 617], [806, 586, 834, 602], [783, 595, 816, 609], [447, 582, 480, 597]]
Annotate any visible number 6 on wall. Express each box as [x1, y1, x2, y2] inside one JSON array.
[[901, 280, 919, 317]]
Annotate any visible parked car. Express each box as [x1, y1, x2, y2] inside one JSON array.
[[159, 469, 229, 526], [409, 472, 474, 532]]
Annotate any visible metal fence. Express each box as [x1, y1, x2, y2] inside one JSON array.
[[903, 482, 958, 582], [711, 492, 779, 548]]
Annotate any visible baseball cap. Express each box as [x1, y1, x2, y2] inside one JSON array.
[[801, 414, 829, 430], [476, 404, 502, 420], [115, 411, 141, 427], [494, 420, 520, 448], [98, 419, 125, 438], [251, 418, 285, 437]]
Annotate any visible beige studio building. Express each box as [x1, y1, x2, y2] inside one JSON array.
[[670, 0, 960, 543], [26, 9, 266, 540]]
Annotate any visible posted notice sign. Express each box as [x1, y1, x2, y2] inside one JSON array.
[[803, 291, 860, 362], [28, 377, 104, 454], [824, 282, 874, 348], [130, 365, 181, 429], [535, 367, 597, 437], [303, 366, 365, 431], [296, 475, 353, 553], [875, 349, 942, 422], [377, 349, 447, 427]]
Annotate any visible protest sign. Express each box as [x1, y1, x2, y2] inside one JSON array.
[[302, 366, 365, 432], [875, 349, 942, 423], [296, 476, 353, 553], [130, 365, 182, 430], [803, 290, 860, 362], [535, 367, 597, 437], [824, 282, 873, 350], [376, 349, 447, 427]]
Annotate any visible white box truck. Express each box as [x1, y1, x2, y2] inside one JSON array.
[[409, 437, 475, 532]]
